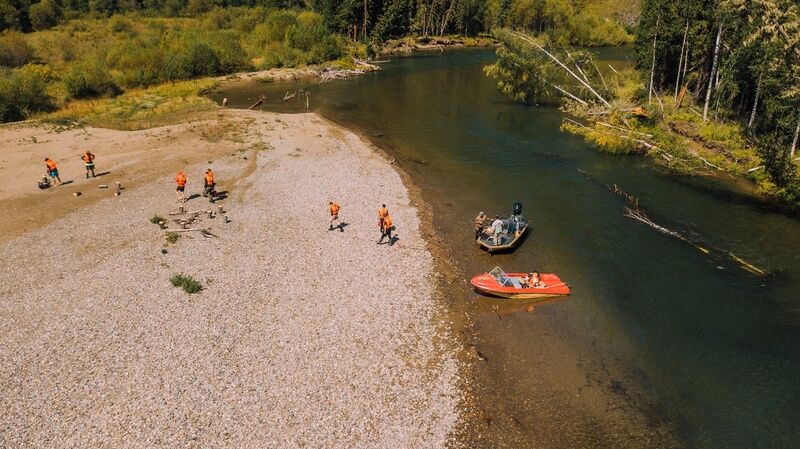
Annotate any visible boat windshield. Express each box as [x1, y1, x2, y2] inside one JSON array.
[[489, 267, 514, 287]]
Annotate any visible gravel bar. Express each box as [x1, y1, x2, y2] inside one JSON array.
[[0, 111, 460, 448]]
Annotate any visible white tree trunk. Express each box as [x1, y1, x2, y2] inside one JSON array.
[[649, 14, 660, 104], [791, 113, 800, 158], [748, 73, 762, 128], [703, 22, 723, 121], [675, 18, 689, 100]]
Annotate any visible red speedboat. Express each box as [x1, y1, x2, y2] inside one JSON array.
[[471, 267, 571, 299]]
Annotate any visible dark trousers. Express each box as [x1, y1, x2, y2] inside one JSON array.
[[379, 227, 393, 244]]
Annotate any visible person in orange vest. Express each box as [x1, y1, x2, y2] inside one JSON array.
[[175, 170, 187, 202], [378, 204, 388, 225], [378, 213, 394, 245], [203, 168, 215, 202], [329, 201, 342, 231], [44, 158, 62, 186], [80, 151, 96, 178]]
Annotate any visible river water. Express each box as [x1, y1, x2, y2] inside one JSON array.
[[214, 49, 800, 448]]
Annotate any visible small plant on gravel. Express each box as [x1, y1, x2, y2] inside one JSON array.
[[149, 214, 165, 224], [164, 232, 181, 244], [170, 273, 203, 294]]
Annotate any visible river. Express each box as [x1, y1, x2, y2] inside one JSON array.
[[213, 48, 800, 449]]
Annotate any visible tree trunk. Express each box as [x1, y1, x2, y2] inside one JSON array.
[[791, 113, 800, 158], [648, 14, 660, 104], [703, 22, 723, 121], [748, 73, 762, 128], [362, 0, 368, 40], [675, 18, 689, 100]]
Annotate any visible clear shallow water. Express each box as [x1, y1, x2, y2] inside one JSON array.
[[215, 49, 800, 448]]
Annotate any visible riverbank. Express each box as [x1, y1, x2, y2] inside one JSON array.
[[0, 109, 460, 447]]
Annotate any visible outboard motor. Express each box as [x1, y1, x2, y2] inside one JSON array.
[[512, 202, 522, 216]]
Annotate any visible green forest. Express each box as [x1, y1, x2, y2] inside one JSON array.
[[487, 0, 800, 207], [0, 0, 633, 122]]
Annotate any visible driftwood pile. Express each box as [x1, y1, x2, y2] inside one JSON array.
[[160, 204, 228, 238]]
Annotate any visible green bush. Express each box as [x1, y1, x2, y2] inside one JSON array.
[[29, 0, 62, 31], [0, 65, 55, 122], [0, 1, 22, 31], [166, 40, 221, 80], [63, 59, 120, 99], [170, 273, 203, 294], [0, 31, 35, 67], [149, 214, 165, 224]]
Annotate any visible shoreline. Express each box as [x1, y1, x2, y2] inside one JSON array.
[[0, 109, 461, 447]]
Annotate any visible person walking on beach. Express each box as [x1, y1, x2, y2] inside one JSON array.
[[44, 158, 62, 186], [81, 151, 96, 178], [175, 170, 187, 202], [474, 211, 487, 240], [329, 201, 342, 231], [378, 213, 394, 245], [203, 168, 215, 202], [378, 204, 388, 223]]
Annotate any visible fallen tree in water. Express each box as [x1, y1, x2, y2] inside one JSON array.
[[605, 181, 767, 276]]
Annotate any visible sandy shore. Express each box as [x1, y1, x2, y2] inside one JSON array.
[[0, 110, 459, 447]]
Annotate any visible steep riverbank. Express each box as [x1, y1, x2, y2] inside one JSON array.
[[0, 109, 460, 447]]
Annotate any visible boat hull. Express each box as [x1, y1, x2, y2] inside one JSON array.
[[477, 221, 530, 253], [470, 272, 570, 299]]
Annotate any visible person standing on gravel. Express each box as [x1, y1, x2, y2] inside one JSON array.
[[378, 213, 394, 245], [378, 204, 388, 225], [175, 170, 187, 202], [44, 158, 62, 186], [329, 201, 341, 231], [81, 151, 96, 178], [203, 168, 215, 202], [474, 211, 487, 240]]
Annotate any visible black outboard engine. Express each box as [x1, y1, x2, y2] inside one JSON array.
[[512, 202, 522, 216]]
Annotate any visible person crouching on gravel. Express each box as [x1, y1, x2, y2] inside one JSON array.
[[203, 168, 215, 202], [44, 158, 62, 186], [378, 213, 394, 245], [175, 170, 187, 202], [329, 201, 341, 231], [81, 151, 96, 178]]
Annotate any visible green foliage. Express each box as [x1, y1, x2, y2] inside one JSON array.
[[165, 232, 181, 244], [0, 65, 55, 122], [149, 214, 165, 224], [63, 59, 120, 98], [169, 273, 203, 293], [29, 0, 62, 31], [0, 31, 35, 67]]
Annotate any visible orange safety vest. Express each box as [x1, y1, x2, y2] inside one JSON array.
[[46, 160, 57, 170], [82, 152, 94, 163], [383, 215, 393, 230], [176, 173, 187, 186], [378, 207, 388, 219], [205, 172, 214, 185], [330, 203, 340, 216]]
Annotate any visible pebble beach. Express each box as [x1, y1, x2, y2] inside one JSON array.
[[0, 110, 460, 447]]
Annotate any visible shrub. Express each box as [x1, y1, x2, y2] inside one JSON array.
[[0, 2, 22, 31], [63, 59, 120, 99], [0, 31, 35, 67], [109, 15, 132, 33], [0, 65, 55, 122], [166, 40, 221, 80], [164, 231, 181, 244], [29, 0, 62, 31], [149, 214, 165, 224], [170, 273, 203, 293]]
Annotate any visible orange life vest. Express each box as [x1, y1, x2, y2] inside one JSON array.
[[378, 207, 388, 219], [82, 152, 94, 163], [46, 160, 57, 170], [176, 173, 187, 186], [205, 171, 214, 185], [383, 215, 393, 229], [330, 203, 340, 216]]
